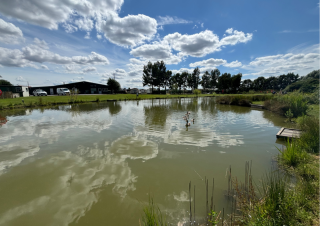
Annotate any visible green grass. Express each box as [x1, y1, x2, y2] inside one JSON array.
[[140, 197, 167, 226], [306, 104, 319, 118], [277, 139, 309, 167], [252, 101, 264, 105]]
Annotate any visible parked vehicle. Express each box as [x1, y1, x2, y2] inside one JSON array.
[[33, 89, 47, 96], [57, 88, 70, 95]]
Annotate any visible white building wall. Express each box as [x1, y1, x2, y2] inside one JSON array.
[[21, 86, 29, 97]]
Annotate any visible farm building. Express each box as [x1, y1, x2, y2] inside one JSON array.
[[0, 85, 30, 98], [29, 81, 109, 95]]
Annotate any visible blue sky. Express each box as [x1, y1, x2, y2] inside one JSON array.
[[0, 0, 318, 88]]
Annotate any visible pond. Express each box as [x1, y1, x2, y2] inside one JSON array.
[[0, 98, 290, 226]]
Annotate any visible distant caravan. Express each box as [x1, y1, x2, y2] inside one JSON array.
[[57, 88, 70, 95]]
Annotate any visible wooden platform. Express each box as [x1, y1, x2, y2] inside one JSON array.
[[251, 104, 264, 109], [276, 127, 302, 139]]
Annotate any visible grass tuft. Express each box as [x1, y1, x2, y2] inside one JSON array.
[[140, 197, 167, 226]]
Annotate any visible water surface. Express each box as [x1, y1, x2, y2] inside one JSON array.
[[0, 98, 290, 225]]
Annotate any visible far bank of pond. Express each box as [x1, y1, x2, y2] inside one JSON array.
[[0, 93, 275, 111], [0, 98, 294, 225]]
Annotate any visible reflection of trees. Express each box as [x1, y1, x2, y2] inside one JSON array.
[[216, 104, 251, 114], [67, 102, 122, 116], [167, 98, 200, 113], [200, 97, 218, 116], [144, 103, 170, 127], [108, 102, 122, 115], [167, 99, 187, 111], [185, 98, 200, 113], [0, 109, 30, 117]]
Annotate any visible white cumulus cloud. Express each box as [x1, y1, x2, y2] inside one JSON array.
[[130, 41, 182, 64], [220, 29, 252, 46], [0, 18, 24, 44], [98, 13, 157, 47], [189, 58, 227, 67], [224, 60, 242, 68], [164, 30, 220, 57], [74, 17, 94, 32], [82, 67, 96, 73], [242, 44, 319, 76], [0, 0, 124, 30], [0, 39, 109, 68]]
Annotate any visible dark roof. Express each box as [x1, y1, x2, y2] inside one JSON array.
[[30, 81, 108, 88]]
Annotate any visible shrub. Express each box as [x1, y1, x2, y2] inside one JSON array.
[[297, 116, 319, 153], [193, 89, 201, 96], [277, 139, 308, 167], [264, 92, 309, 117]]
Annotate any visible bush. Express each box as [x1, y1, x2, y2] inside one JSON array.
[[264, 92, 309, 117], [297, 116, 319, 153], [193, 89, 201, 96]]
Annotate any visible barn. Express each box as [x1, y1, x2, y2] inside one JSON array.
[[29, 81, 109, 95]]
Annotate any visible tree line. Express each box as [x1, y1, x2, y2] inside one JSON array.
[[142, 61, 301, 93]]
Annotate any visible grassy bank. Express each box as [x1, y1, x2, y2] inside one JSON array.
[[235, 115, 319, 225], [0, 93, 214, 110]]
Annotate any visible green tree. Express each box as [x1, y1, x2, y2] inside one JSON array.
[[169, 73, 178, 91], [265, 76, 278, 90], [0, 79, 13, 86], [163, 70, 172, 93], [180, 72, 189, 93], [142, 61, 154, 93], [154, 61, 167, 93], [107, 78, 121, 93], [188, 67, 200, 90], [201, 71, 211, 92], [142, 61, 168, 94], [210, 69, 220, 89], [253, 76, 266, 90], [240, 79, 253, 92], [218, 73, 232, 91], [231, 73, 242, 93]]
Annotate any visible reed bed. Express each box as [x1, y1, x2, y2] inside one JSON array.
[[216, 95, 273, 106], [264, 92, 309, 117]]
